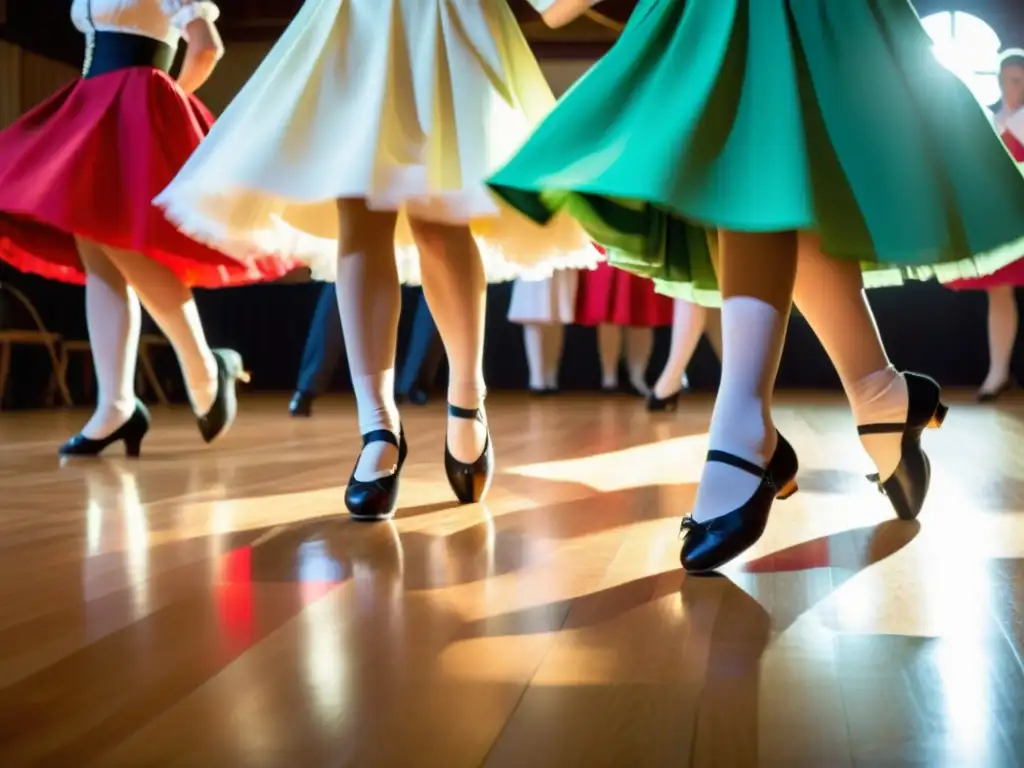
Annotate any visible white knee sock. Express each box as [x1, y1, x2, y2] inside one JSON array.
[[81, 273, 141, 439], [351, 370, 401, 480], [692, 296, 784, 524], [597, 324, 621, 388], [542, 324, 564, 389], [522, 324, 546, 390], [653, 299, 706, 399], [982, 286, 1018, 393], [848, 366, 908, 481], [97, 246, 218, 416], [624, 327, 653, 395]]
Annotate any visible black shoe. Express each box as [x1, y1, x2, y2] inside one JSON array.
[[861, 372, 947, 521], [528, 386, 559, 397], [289, 391, 314, 417], [58, 399, 151, 458], [977, 378, 1013, 403], [679, 432, 799, 574], [197, 349, 250, 444], [646, 390, 682, 412], [345, 427, 408, 521], [444, 404, 494, 504]]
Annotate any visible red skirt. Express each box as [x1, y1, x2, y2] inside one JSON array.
[[575, 261, 674, 327], [0, 67, 297, 287]]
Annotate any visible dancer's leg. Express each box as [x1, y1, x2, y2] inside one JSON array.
[[74, 238, 141, 439], [692, 230, 797, 524], [542, 323, 565, 389], [791, 233, 907, 479], [522, 324, 547, 390], [335, 199, 402, 480], [624, 326, 653, 395], [980, 285, 1018, 395], [705, 307, 723, 362], [408, 218, 488, 463], [597, 323, 622, 388], [98, 246, 218, 416], [652, 299, 706, 398]]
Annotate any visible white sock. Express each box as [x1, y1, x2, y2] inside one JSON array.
[[352, 370, 401, 481], [81, 272, 141, 439], [597, 324, 621, 388], [849, 366, 908, 481], [653, 300, 705, 399], [691, 296, 784, 524], [542, 324, 563, 389], [982, 286, 1017, 393], [447, 377, 488, 464], [522, 325, 546, 390], [624, 327, 652, 396]]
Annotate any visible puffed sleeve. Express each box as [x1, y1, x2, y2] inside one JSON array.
[[160, 0, 221, 32], [524, 0, 557, 11]]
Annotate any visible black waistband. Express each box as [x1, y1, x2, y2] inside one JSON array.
[[83, 32, 175, 79]]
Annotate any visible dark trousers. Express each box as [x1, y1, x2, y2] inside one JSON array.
[[295, 283, 445, 396]]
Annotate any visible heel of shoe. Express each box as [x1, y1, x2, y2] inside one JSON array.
[[646, 391, 680, 413], [124, 436, 143, 458], [775, 478, 798, 500], [928, 401, 948, 429]]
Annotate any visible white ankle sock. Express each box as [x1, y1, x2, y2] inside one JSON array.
[[522, 325, 546, 390], [849, 366, 908, 481], [691, 296, 784, 524], [81, 273, 141, 440], [542, 324, 563, 389], [597, 324, 621, 388], [447, 378, 488, 464], [352, 370, 401, 481]]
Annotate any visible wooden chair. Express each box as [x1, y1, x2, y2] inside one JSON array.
[[0, 281, 72, 409]]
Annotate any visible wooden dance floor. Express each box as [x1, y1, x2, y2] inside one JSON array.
[[1, 391, 1023, 766]]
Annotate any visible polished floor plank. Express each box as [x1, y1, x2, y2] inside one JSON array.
[[1, 392, 1023, 766]]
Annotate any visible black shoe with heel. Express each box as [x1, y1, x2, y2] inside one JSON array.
[[646, 390, 681, 412], [860, 372, 947, 521], [58, 398, 151, 458], [679, 431, 799, 574], [345, 427, 408, 521], [197, 349, 250, 444], [444, 404, 494, 504]]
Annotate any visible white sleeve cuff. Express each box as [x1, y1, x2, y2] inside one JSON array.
[[161, 1, 221, 34]]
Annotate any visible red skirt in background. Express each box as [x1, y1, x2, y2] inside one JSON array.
[[946, 132, 1024, 290], [0, 66, 297, 288], [575, 260, 674, 327]]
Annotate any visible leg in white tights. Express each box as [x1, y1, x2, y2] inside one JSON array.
[[652, 299, 706, 399], [75, 238, 141, 439], [334, 200, 402, 481], [541, 323, 564, 389], [791, 233, 906, 480], [97, 245, 218, 417], [981, 285, 1018, 395], [597, 323, 622, 389], [624, 327, 653, 395], [522, 323, 547, 390], [692, 231, 796, 524], [408, 218, 489, 464]]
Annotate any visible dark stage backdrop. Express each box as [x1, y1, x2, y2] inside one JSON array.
[[1, 0, 1022, 407]]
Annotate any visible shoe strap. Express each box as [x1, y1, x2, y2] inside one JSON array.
[[448, 403, 483, 422], [362, 429, 399, 448], [705, 449, 765, 479], [856, 422, 903, 435]]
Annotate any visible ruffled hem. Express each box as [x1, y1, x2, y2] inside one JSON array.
[[156, 195, 601, 285]]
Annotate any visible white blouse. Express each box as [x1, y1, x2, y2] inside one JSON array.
[[70, 0, 220, 48]]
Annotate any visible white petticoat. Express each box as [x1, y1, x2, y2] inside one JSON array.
[[155, 0, 600, 282]]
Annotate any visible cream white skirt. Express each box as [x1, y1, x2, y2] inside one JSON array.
[[155, 0, 600, 282], [507, 270, 579, 325]]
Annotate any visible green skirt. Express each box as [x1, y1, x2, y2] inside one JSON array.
[[487, 0, 1024, 306]]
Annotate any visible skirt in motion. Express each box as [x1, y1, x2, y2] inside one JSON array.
[[155, 0, 599, 283], [487, 0, 1024, 306], [0, 66, 296, 287]]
